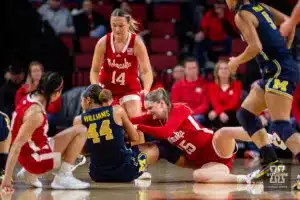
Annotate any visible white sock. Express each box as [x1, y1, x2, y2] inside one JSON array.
[[59, 162, 74, 174], [236, 175, 247, 183]]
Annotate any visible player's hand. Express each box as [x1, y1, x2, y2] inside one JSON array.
[[208, 110, 217, 121], [228, 57, 239, 74], [219, 112, 229, 123], [1, 177, 14, 195], [280, 19, 294, 37], [140, 90, 149, 97]]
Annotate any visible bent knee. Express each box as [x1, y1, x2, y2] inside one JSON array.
[[193, 170, 210, 183]]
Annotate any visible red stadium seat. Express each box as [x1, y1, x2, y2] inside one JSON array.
[[231, 39, 247, 56], [130, 4, 147, 21], [77, 72, 84, 86], [83, 72, 90, 86], [150, 38, 179, 54], [207, 0, 217, 5], [63, 2, 78, 10], [95, 4, 113, 20], [72, 72, 77, 86], [148, 22, 175, 37], [75, 54, 93, 69], [150, 55, 177, 71], [80, 37, 98, 53], [153, 4, 180, 21], [60, 36, 73, 50]]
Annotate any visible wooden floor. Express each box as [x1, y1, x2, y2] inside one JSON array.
[[3, 159, 300, 200]]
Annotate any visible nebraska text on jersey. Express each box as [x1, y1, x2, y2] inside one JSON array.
[[107, 58, 131, 69], [168, 130, 185, 143]]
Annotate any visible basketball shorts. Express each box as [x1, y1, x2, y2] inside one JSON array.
[[258, 58, 299, 98], [191, 140, 237, 172], [18, 138, 61, 175], [89, 146, 147, 182], [112, 92, 141, 105]]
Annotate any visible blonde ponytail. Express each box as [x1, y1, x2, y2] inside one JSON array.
[[126, 15, 139, 33]]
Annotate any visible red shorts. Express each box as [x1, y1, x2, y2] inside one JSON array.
[[112, 91, 141, 105], [18, 141, 59, 175], [191, 141, 236, 171]]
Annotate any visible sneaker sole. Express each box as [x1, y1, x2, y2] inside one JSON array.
[[51, 182, 90, 190]]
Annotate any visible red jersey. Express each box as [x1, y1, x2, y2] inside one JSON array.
[[132, 104, 214, 161], [11, 95, 53, 174], [99, 32, 142, 97]]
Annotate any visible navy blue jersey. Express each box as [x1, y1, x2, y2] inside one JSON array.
[[81, 106, 132, 169], [240, 3, 298, 97], [240, 3, 292, 64]]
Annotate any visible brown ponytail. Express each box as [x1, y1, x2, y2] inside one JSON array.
[[98, 89, 112, 104], [111, 8, 139, 34]]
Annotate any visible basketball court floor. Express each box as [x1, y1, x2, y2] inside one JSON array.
[[3, 159, 300, 200]]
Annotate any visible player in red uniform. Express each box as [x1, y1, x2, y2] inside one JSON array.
[[131, 88, 257, 183], [90, 8, 153, 119], [1, 72, 89, 192]]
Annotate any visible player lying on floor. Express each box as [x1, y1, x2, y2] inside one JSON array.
[[130, 88, 269, 183]]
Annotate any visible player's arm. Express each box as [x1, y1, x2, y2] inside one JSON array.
[[73, 115, 83, 126], [119, 106, 139, 143], [134, 36, 153, 93], [1, 106, 43, 190], [137, 106, 191, 140], [130, 114, 154, 125], [90, 36, 106, 84], [234, 11, 263, 65], [262, 3, 295, 49], [289, 1, 300, 25]]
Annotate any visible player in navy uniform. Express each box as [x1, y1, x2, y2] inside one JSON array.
[[225, 0, 300, 181], [0, 111, 11, 182], [74, 84, 158, 182]]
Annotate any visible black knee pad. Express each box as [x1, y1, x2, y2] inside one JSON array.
[[271, 120, 294, 142], [0, 113, 9, 141], [236, 108, 263, 136]]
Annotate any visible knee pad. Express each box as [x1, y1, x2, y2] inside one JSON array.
[[0, 114, 9, 142], [155, 141, 181, 164], [271, 120, 294, 142], [236, 108, 263, 136]]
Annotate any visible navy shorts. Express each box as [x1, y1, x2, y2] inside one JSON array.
[[0, 112, 10, 141], [89, 146, 147, 182], [258, 58, 299, 98]]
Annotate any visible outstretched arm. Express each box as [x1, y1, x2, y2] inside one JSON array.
[[90, 36, 106, 84], [280, 1, 300, 38]]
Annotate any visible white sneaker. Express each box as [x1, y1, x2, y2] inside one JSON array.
[[51, 172, 90, 189], [71, 155, 87, 171], [16, 168, 43, 188], [51, 190, 90, 200], [137, 172, 152, 180], [245, 169, 261, 184], [134, 179, 151, 188], [268, 133, 287, 150]]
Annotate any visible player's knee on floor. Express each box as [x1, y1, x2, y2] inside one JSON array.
[[193, 170, 209, 183], [271, 120, 294, 142], [237, 108, 263, 137]]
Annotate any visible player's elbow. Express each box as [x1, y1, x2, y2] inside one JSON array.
[[249, 43, 262, 55]]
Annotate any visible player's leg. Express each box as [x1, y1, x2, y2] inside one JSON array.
[[50, 125, 90, 189], [121, 95, 145, 144], [193, 162, 248, 183], [265, 80, 300, 158], [237, 83, 280, 172]]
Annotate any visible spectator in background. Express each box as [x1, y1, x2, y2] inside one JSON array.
[[15, 61, 44, 107], [171, 57, 209, 124], [207, 60, 242, 129], [0, 66, 25, 117], [194, 0, 237, 67], [38, 0, 75, 35], [172, 65, 185, 83], [73, 0, 107, 38]]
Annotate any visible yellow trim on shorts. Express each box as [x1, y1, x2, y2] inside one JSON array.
[[265, 78, 293, 99], [272, 59, 281, 78], [260, 51, 269, 61]]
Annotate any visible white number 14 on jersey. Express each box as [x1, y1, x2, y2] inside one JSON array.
[[111, 71, 125, 85]]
